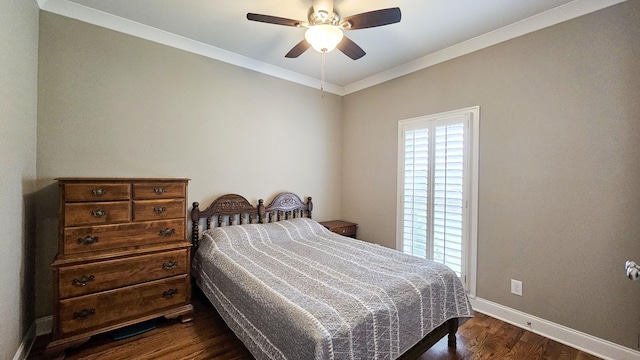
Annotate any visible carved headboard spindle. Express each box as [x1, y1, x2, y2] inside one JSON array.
[[191, 202, 201, 248], [258, 199, 265, 224]]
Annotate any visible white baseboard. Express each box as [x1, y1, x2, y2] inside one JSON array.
[[470, 297, 640, 360], [12, 316, 52, 360], [12, 323, 36, 360], [36, 316, 53, 336]]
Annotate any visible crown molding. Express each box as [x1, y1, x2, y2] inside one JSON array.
[[38, 0, 626, 96], [36, 0, 344, 95], [342, 0, 627, 94]]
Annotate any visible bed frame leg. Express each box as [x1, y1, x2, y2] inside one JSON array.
[[447, 318, 459, 347]]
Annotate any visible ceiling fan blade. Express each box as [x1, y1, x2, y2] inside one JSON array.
[[285, 40, 312, 58], [312, 0, 333, 15], [340, 7, 401, 30], [247, 13, 304, 27], [337, 36, 365, 60]]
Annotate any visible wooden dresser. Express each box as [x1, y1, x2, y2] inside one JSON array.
[[47, 178, 193, 357]]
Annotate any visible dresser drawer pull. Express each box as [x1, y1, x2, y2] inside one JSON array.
[[153, 207, 166, 214], [72, 275, 95, 286], [73, 308, 96, 320], [77, 235, 99, 245], [153, 187, 166, 195], [162, 261, 178, 270], [162, 288, 179, 298], [91, 188, 107, 196], [91, 210, 108, 218], [159, 228, 176, 237]]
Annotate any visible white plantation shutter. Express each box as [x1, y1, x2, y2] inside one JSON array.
[[398, 107, 478, 293], [433, 122, 464, 276], [403, 128, 429, 258]]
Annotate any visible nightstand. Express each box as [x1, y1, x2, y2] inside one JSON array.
[[319, 220, 358, 238]]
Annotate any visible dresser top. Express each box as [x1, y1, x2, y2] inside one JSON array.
[[56, 177, 190, 182]]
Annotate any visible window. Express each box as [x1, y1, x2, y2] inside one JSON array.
[[397, 107, 479, 296]]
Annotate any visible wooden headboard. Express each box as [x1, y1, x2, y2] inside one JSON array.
[[263, 192, 313, 223], [191, 192, 312, 248]]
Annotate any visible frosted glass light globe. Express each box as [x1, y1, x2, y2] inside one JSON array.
[[305, 25, 344, 53]]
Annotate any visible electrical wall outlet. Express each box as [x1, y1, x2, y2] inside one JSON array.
[[511, 279, 523, 296]]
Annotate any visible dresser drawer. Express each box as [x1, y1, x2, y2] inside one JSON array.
[[63, 219, 185, 254], [319, 220, 358, 238], [133, 183, 186, 199], [64, 183, 131, 202], [64, 202, 131, 227], [58, 249, 188, 299], [133, 199, 185, 221], [333, 225, 356, 237], [58, 275, 189, 336]]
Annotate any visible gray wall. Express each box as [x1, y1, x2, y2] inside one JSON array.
[[342, 1, 640, 349], [23, 0, 640, 355], [36, 12, 343, 317], [0, 0, 39, 358]]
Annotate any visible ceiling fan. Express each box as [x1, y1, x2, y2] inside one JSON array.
[[247, 0, 401, 60]]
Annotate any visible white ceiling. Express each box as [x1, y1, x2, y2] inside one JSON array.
[[37, 0, 625, 95]]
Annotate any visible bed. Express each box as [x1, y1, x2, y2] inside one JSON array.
[[191, 192, 473, 360]]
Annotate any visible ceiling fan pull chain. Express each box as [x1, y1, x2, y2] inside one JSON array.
[[321, 51, 326, 97]]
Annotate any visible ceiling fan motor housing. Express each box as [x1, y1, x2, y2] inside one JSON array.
[[307, 7, 341, 26]]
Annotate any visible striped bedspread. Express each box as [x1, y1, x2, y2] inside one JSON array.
[[193, 218, 473, 360]]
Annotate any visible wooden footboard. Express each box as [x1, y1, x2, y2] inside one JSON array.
[[397, 318, 459, 360]]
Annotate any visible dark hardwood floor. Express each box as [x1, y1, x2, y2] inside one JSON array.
[[29, 290, 602, 360]]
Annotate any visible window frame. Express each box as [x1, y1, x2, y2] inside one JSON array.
[[396, 106, 479, 297]]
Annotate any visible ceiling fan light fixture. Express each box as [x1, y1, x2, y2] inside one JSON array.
[[305, 24, 343, 53]]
